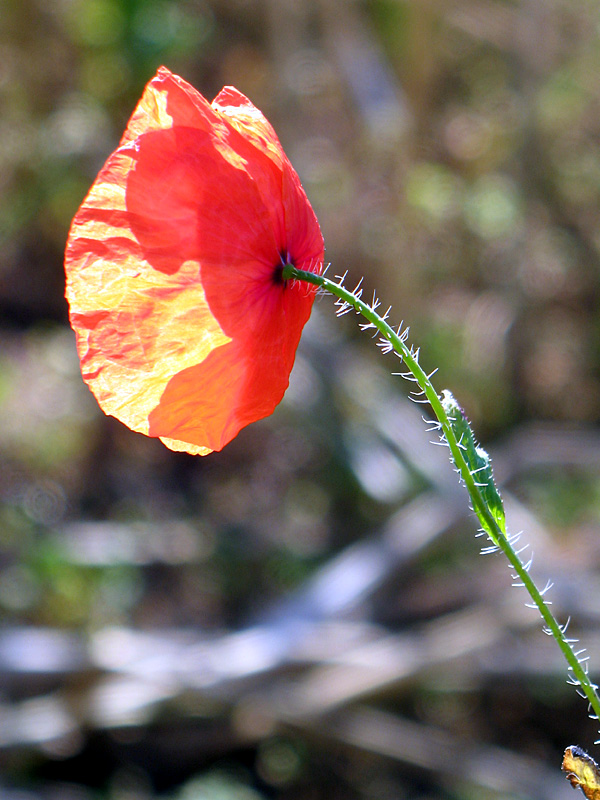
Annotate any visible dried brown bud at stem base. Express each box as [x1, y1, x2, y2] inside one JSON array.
[[563, 746, 600, 800]]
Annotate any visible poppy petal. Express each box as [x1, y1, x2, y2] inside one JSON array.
[[65, 67, 324, 454]]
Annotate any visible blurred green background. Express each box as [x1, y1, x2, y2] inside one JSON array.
[[2, 0, 600, 798]]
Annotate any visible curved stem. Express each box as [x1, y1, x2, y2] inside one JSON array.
[[285, 264, 600, 723]]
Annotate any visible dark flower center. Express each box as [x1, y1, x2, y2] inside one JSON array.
[[274, 252, 293, 286]]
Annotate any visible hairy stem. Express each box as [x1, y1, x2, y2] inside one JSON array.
[[284, 263, 600, 723]]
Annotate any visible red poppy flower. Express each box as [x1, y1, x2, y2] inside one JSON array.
[[65, 67, 324, 455]]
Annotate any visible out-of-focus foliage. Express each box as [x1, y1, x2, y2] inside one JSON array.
[[2, 1, 600, 799]]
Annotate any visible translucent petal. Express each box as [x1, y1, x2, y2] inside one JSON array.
[[65, 67, 324, 454]]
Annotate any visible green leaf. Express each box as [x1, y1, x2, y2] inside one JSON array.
[[441, 390, 506, 537]]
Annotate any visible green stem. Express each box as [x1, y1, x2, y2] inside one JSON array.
[[284, 264, 600, 723]]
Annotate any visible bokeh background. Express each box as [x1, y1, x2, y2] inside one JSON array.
[[2, 0, 600, 798]]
